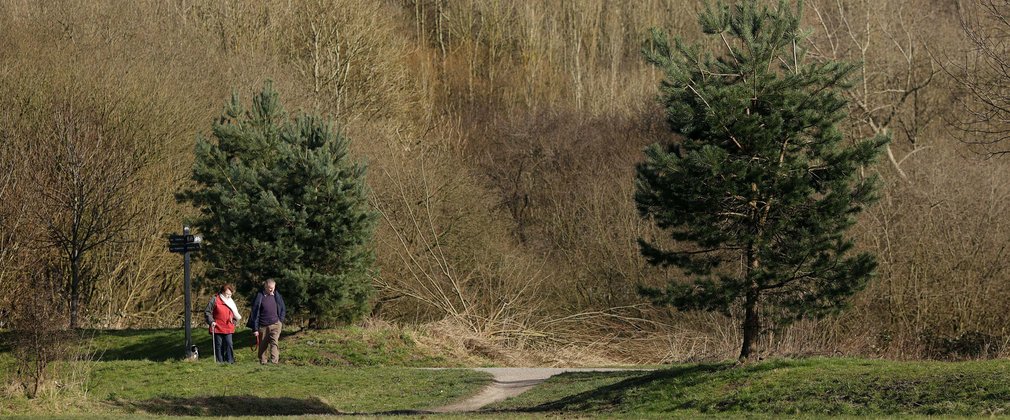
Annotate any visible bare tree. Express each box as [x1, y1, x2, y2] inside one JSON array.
[[26, 103, 144, 328], [944, 0, 1010, 156], [807, 0, 940, 180], [372, 157, 548, 343], [8, 253, 75, 399], [287, 0, 416, 124], [0, 116, 29, 329]]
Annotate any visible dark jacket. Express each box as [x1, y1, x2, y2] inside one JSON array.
[[246, 290, 286, 331]]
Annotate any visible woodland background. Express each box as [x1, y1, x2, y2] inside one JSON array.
[[1, 0, 1008, 364]]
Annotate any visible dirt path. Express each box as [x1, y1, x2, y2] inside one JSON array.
[[430, 367, 648, 413]]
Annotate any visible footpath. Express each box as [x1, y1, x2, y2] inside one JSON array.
[[431, 367, 650, 413]]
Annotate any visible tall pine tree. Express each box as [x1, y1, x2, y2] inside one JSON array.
[[635, 0, 887, 361], [179, 82, 377, 327]]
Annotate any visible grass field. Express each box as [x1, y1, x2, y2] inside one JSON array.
[[6, 329, 1010, 418], [5, 363, 487, 416], [76, 326, 457, 366], [0, 327, 488, 417], [93, 362, 485, 415], [489, 358, 1010, 417]]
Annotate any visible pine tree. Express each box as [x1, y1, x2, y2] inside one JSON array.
[[635, 0, 887, 361], [178, 82, 377, 326]]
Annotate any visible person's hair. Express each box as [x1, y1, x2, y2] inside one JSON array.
[[219, 283, 234, 294], [264, 279, 276, 286]]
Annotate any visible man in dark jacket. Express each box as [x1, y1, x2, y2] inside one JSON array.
[[247, 279, 286, 364]]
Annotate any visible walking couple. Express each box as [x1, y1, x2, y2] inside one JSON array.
[[204, 279, 287, 364]]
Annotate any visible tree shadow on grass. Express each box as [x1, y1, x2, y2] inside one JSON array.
[[5, 327, 303, 362], [94, 329, 257, 361], [117, 395, 341, 416], [94, 329, 187, 361], [497, 359, 822, 414], [116, 395, 440, 417], [0, 330, 12, 352], [505, 363, 736, 413]]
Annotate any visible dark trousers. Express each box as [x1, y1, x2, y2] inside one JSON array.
[[213, 333, 234, 363]]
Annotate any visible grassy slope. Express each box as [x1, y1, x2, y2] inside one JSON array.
[[11, 328, 1010, 417], [492, 358, 1010, 417], [0, 328, 488, 417], [89, 362, 483, 415], [84, 326, 455, 366]]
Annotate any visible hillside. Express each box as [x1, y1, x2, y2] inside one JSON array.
[[1, 0, 1009, 366]]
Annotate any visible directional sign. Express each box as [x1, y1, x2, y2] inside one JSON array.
[[167, 233, 202, 254], [168, 244, 201, 253]]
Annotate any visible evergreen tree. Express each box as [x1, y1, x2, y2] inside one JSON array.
[[635, 0, 887, 361], [179, 82, 377, 326]]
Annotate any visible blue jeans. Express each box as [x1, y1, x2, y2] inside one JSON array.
[[213, 333, 234, 363]]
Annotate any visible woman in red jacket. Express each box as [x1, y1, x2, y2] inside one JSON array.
[[203, 284, 242, 363]]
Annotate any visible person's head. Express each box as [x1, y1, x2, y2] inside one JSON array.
[[219, 284, 234, 298], [264, 279, 276, 295]]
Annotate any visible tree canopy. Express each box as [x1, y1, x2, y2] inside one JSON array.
[[179, 82, 377, 326], [635, 0, 888, 360]]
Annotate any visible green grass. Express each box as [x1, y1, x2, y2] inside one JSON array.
[[90, 361, 487, 414], [65, 326, 452, 366], [12, 328, 1010, 418], [486, 370, 651, 411], [491, 358, 1010, 417], [0, 327, 487, 417], [281, 326, 452, 367], [2, 360, 490, 416]]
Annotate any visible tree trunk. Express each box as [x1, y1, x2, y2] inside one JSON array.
[[69, 256, 80, 329], [739, 288, 760, 362], [740, 242, 761, 362]]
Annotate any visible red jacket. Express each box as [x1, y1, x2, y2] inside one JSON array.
[[204, 295, 236, 334]]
